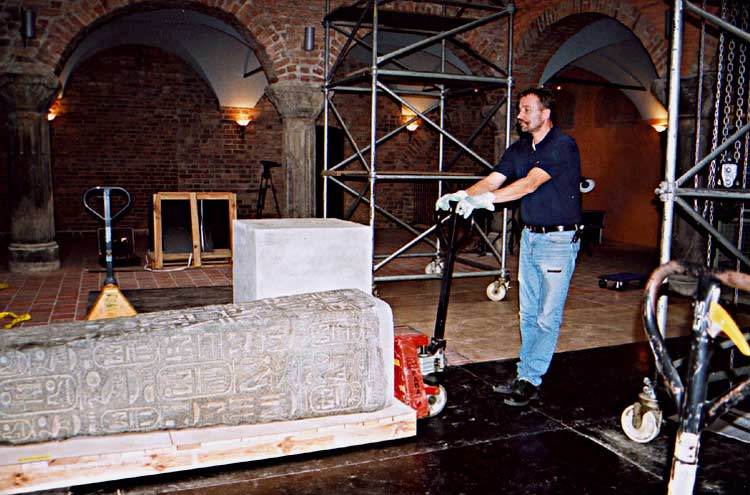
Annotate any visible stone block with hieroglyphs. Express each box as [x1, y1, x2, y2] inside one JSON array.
[[0, 289, 393, 445]]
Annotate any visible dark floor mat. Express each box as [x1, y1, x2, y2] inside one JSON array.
[[86, 286, 232, 314]]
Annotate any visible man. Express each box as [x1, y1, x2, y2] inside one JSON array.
[[436, 86, 581, 407]]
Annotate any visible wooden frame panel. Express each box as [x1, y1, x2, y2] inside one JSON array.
[[151, 192, 237, 268]]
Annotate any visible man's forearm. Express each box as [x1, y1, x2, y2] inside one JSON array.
[[488, 177, 537, 204], [466, 172, 505, 196]]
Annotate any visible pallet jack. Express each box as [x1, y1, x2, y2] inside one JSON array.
[[83, 187, 137, 320], [394, 202, 472, 418], [628, 261, 750, 493]]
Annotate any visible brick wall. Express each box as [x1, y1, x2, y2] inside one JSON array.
[[50, 45, 283, 232]]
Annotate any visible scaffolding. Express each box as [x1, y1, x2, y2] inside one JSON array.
[[622, 0, 750, 443], [322, 0, 515, 296]]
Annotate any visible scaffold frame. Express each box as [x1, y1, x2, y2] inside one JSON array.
[[622, 0, 750, 445], [322, 0, 515, 293]]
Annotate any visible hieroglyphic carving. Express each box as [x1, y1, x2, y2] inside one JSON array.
[[0, 289, 391, 444]]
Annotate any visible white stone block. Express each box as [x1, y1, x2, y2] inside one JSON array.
[[233, 218, 372, 302]]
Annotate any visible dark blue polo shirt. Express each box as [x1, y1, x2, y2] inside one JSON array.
[[493, 127, 581, 226]]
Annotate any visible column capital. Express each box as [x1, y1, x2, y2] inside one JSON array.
[[0, 72, 61, 113], [266, 82, 324, 120]]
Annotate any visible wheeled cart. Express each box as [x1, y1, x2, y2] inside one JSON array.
[[321, 0, 515, 302]]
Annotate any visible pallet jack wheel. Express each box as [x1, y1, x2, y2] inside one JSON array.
[[427, 384, 448, 417], [621, 403, 660, 443], [486, 280, 507, 302]]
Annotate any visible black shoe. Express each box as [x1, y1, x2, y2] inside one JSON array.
[[492, 379, 520, 395], [503, 380, 538, 407]]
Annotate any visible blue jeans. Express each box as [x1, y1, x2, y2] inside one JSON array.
[[516, 228, 580, 386]]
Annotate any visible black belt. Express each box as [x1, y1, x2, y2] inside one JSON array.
[[526, 224, 579, 233]]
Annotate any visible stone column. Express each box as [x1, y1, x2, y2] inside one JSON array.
[[266, 82, 323, 218], [0, 73, 61, 272], [651, 74, 716, 264]]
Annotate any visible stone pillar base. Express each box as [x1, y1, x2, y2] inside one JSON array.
[[8, 241, 60, 272]]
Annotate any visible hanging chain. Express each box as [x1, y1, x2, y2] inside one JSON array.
[[733, 2, 746, 164], [705, 0, 729, 264], [734, 1, 749, 277]]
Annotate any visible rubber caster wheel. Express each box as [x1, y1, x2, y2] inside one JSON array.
[[427, 384, 448, 417], [486, 281, 507, 301], [598, 279, 607, 289], [425, 260, 444, 275], [621, 403, 660, 443]]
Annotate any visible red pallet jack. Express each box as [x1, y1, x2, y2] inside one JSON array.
[[394, 202, 471, 418]]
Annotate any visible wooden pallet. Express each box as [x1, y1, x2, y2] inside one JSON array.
[[0, 401, 416, 494], [151, 192, 237, 269]]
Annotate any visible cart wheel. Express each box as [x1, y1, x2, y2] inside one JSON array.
[[427, 384, 448, 417], [621, 403, 660, 443], [425, 260, 443, 275], [486, 281, 507, 301], [598, 279, 607, 288]]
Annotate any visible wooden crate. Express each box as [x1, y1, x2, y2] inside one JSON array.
[[0, 402, 416, 494], [150, 192, 237, 269]]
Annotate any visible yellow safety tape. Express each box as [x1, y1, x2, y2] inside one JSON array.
[[0, 312, 31, 329], [17, 454, 52, 463], [0, 283, 8, 290]]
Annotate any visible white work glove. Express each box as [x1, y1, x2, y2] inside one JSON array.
[[435, 190, 468, 211], [456, 192, 495, 219]]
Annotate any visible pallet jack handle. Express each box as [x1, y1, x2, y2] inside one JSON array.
[[430, 201, 473, 353], [642, 261, 750, 494], [83, 187, 131, 286]]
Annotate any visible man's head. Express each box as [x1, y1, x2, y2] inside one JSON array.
[[517, 87, 554, 135]]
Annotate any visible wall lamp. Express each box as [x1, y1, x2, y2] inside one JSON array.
[[233, 109, 258, 137], [401, 112, 420, 132], [648, 118, 668, 133], [303, 27, 315, 51], [21, 8, 36, 47]]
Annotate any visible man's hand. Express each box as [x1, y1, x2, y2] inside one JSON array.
[[456, 192, 495, 219], [435, 190, 468, 211]]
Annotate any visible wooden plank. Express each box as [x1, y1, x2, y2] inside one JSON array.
[[0, 402, 415, 494], [227, 193, 236, 254], [189, 192, 201, 267], [153, 193, 164, 269]]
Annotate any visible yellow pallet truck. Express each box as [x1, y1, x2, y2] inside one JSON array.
[[83, 186, 136, 320]]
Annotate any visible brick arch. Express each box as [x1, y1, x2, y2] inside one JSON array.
[[513, 0, 668, 90], [42, 0, 329, 84]]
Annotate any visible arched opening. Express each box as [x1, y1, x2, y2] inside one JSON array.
[[47, 8, 283, 239], [539, 17, 665, 249]]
